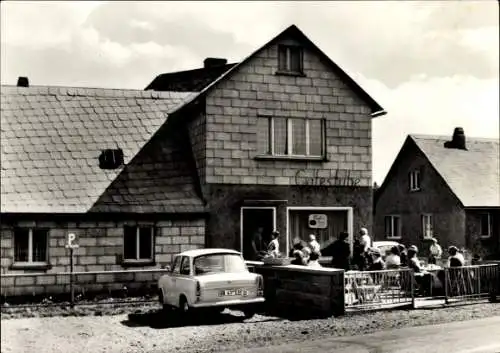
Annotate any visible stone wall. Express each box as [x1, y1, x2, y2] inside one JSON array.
[[0, 218, 205, 275], [248, 262, 345, 317], [201, 35, 373, 188], [0, 269, 166, 299]]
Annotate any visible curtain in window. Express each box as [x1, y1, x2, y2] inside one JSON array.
[[124, 226, 137, 260], [273, 117, 287, 155], [309, 119, 323, 156], [278, 46, 288, 71], [32, 229, 47, 262], [257, 117, 270, 154], [291, 118, 307, 155], [14, 229, 29, 262], [384, 217, 392, 237]]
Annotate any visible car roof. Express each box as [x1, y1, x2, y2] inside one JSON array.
[[373, 241, 400, 247], [177, 248, 242, 257]]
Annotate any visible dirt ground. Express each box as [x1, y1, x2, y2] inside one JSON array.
[[2, 303, 500, 353]]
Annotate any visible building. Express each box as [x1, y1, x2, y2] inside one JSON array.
[[1, 25, 385, 295], [374, 128, 500, 260]]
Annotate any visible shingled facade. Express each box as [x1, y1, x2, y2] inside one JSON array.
[[1, 25, 385, 296], [374, 128, 500, 260]]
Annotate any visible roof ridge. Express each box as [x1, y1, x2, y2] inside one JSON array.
[[0, 85, 197, 100], [410, 133, 499, 143]]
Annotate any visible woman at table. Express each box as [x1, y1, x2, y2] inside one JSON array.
[[448, 246, 465, 267], [385, 246, 401, 269], [368, 249, 386, 271]]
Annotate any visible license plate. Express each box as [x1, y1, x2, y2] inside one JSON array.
[[218, 289, 248, 297]]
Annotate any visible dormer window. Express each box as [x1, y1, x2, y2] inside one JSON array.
[[99, 149, 124, 170], [409, 169, 421, 191], [277, 45, 303, 74]]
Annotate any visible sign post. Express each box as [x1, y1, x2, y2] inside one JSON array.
[[65, 233, 79, 308]]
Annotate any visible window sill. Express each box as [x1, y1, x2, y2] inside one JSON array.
[[386, 236, 402, 240], [10, 262, 52, 271], [120, 259, 156, 268], [255, 155, 326, 162], [409, 188, 421, 192], [275, 70, 306, 77], [479, 235, 491, 239]]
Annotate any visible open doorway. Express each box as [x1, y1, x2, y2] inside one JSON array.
[[240, 207, 276, 260]]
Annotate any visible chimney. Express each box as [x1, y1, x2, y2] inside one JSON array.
[[444, 127, 467, 150], [203, 57, 227, 68], [17, 76, 29, 87]]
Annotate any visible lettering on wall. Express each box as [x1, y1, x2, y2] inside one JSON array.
[[294, 169, 361, 188]]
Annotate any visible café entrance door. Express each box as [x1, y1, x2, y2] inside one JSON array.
[[240, 207, 276, 260]]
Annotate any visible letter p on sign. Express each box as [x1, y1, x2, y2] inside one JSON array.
[[65, 233, 79, 249]]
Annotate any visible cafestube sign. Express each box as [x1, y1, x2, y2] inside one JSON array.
[[294, 169, 361, 188]]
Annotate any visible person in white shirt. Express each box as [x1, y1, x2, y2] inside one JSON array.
[[428, 238, 443, 265], [308, 234, 321, 254], [267, 230, 280, 258], [359, 227, 372, 253], [385, 246, 401, 269]]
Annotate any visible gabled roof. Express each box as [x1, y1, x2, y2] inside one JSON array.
[[145, 63, 237, 92], [376, 133, 500, 208], [0, 85, 204, 213], [149, 24, 386, 117], [410, 134, 500, 208]]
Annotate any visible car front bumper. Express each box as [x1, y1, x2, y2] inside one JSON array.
[[191, 297, 265, 308]]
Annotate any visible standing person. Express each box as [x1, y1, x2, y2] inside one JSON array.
[[330, 232, 351, 271], [428, 238, 443, 265], [308, 234, 321, 254], [267, 230, 280, 258], [250, 227, 263, 260], [359, 227, 372, 253], [352, 237, 367, 271]]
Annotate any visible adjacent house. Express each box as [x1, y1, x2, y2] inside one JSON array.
[[374, 128, 500, 260], [1, 25, 385, 296]]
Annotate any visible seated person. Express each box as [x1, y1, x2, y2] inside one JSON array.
[[448, 246, 465, 267], [291, 249, 308, 266], [308, 251, 322, 268], [308, 234, 321, 254], [368, 249, 386, 271], [385, 246, 401, 269]]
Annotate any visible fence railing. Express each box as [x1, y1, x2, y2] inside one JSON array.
[[344, 268, 414, 310], [444, 264, 499, 304]]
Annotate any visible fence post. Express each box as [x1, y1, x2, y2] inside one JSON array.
[[444, 268, 449, 305], [410, 270, 415, 309]]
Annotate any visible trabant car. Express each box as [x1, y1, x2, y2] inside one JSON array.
[[158, 248, 265, 318]]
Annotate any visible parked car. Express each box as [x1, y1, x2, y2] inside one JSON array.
[[158, 248, 265, 318], [372, 241, 402, 259]]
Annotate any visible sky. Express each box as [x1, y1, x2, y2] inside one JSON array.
[[1, 1, 499, 184]]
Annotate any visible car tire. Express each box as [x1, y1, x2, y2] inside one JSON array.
[[178, 296, 190, 316]]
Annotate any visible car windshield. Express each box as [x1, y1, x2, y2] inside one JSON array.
[[193, 253, 247, 276]]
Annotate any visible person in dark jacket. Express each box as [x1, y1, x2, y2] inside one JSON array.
[[398, 244, 408, 267], [329, 232, 351, 271]]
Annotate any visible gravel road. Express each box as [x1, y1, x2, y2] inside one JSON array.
[[2, 303, 500, 353]]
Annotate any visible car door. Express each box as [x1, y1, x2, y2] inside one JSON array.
[[166, 256, 182, 305], [177, 256, 194, 304]]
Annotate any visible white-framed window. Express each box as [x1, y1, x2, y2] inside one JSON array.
[[278, 45, 303, 73], [123, 226, 154, 261], [480, 213, 491, 238], [14, 228, 49, 264], [409, 169, 421, 191], [258, 117, 325, 158], [384, 215, 401, 239], [421, 214, 433, 239]]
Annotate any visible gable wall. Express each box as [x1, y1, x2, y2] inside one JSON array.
[[374, 141, 466, 255], [203, 35, 373, 187]]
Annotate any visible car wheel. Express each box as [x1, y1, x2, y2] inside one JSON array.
[[178, 296, 190, 316]]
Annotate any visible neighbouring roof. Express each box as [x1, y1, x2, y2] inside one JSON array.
[[145, 63, 237, 92], [0, 85, 205, 214], [410, 134, 500, 208]]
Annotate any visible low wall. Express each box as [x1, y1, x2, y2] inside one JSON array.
[[247, 261, 345, 317], [0, 269, 167, 302]]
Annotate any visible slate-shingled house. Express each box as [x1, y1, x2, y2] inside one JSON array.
[[374, 128, 500, 260], [1, 25, 385, 295]]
